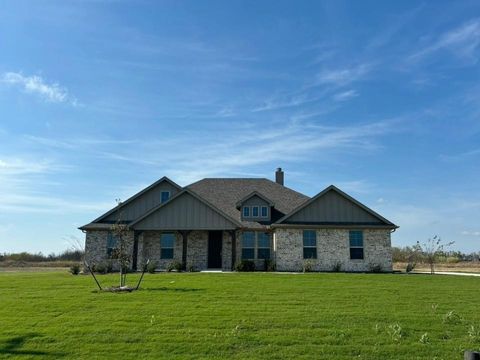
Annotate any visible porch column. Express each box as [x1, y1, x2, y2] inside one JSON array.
[[229, 230, 236, 270], [132, 231, 139, 271], [180, 231, 190, 270]]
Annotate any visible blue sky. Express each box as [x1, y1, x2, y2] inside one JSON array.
[[0, 0, 479, 253]]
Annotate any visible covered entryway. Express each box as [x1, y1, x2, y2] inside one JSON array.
[[208, 231, 223, 268]]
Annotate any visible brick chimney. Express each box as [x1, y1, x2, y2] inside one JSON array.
[[275, 167, 284, 186]]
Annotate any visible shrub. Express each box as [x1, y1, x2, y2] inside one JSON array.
[[406, 262, 416, 273], [369, 263, 382, 273], [167, 261, 183, 272], [264, 259, 275, 272], [187, 264, 196, 272], [69, 263, 80, 275], [332, 262, 342, 272], [147, 261, 157, 274], [303, 259, 315, 273], [235, 260, 255, 272], [94, 261, 113, 274]]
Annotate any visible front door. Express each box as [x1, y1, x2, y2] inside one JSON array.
[[208, 231, 223, 268]]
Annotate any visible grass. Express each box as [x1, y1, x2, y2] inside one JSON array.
[[0, 271, 479, 359]]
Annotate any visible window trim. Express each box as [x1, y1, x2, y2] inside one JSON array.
[[260, 206, 268, 218], [252, 206, 259, 217], [302, 230, 317, 259], [242, 206, 250, 218], [241, 231, 271, 260], [160, 232, 175, 259], [160, 191, 170, 203], [349, 230, 364, 260]]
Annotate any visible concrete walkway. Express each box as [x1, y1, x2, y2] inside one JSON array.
[[413, 271, 480, 277]]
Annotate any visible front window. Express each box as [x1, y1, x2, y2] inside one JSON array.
[[160, 233, 175, 259], [349, 231, 364, 260], [303, 230, 317, 259], [106, 233, 118, 257], [241, 232, 255, 259], [161, 191, 170, 203], [261, 206, 268, 218], [243, 206, 250, 217], [257, 232, 271, 259], [252, 206, 259, 217]]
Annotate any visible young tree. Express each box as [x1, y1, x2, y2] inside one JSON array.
[[110, 199, 131, 287], [418, 235, 454, 274]]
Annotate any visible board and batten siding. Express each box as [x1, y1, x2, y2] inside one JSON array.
[[104, 181, 180, 222], [132, 192, 237, 230], [286, 190, 383, 224]]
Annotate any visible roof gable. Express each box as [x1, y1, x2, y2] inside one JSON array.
[[130, 189, 241, 230], [92, 176, 182, 223], [235, 191, 274, 209], [276, 185, 397, 227]]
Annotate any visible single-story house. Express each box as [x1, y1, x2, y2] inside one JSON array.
[[80, 168, 398, 272]]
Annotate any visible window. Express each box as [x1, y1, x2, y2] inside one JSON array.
[[160, 233, 175, 259], [106, 233, 118, 257], [243, 206, 250, 217], [252, 206, 259, 217], [241, 232, 255, 259], [303, 230, 317, 259], [349, 231, 364, 259], [161, 191, 170, 203], [261, 206, 268, 218], [257, 232, 271, 259]]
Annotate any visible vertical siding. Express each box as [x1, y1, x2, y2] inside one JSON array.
[[133, 192, 237, 230], [288, 190, 382, 224]]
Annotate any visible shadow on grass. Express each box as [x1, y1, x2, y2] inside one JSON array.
[[144, 287, 204, 292], [0, 334, 66, 357]]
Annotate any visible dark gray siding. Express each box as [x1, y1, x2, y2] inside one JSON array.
[[105, 182, 180, 222], [132, 192, 237, 230], [241, 195, 270, 221], [286, 190, 383, 224]]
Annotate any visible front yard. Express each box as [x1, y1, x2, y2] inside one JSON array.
[[0, 271, 479, 359]]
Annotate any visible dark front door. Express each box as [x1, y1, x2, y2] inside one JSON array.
[[208, 231, 223, 268]]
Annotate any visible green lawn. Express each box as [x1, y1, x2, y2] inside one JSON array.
[[0, 271, 479, 359]]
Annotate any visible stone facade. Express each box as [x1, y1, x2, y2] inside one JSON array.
[[274, 228, 392, 272], [85, 228, 392, 272], [84, 230, 135, 269]]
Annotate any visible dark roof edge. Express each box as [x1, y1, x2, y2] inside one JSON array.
[[129, 188, 243, 229], [275, 185, 398, 227], [91, 176, 182, 224]]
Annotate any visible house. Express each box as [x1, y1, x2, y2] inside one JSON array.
[[80, 168, 398, 272]]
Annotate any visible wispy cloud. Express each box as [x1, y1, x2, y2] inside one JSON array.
[[408, 18, 480, 63], [461, 230, 480, 236], [333, 89, 358, 102], [1, 72, 79, 105], [314, 63, 372, 87]]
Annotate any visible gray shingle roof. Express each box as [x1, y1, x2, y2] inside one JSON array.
[[187, 178, 309, 228]]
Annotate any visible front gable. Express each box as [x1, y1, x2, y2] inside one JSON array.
[[130, 190, 240, 231], [276, 185, 396, 227], [93, 177, 182, 223]]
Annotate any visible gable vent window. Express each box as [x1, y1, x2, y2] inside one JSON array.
[[303, 230, 317, 259], [106, 233, 119, 257], [160, 233, 175, 259], [261, 206, 268, 218], [349, 231, 364, 260], [252, 206, 259, 217], [161, 191, 170, 203], [243, 206, 250, 217]]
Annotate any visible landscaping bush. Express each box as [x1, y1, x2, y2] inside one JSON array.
[[94, 261, 113, 274], [187, 264, 196, 272], [167, 261, 183, 272], [332, 262, 342, 272], [303, 259, 315, 272], [264, 259, 275, 272], [235, 260, 255, 272], [69, 263, 80, 275], [147, 261, 157, 274]]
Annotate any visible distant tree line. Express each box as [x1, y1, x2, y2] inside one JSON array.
[[392, 246, 479, 263], [0, 249, 84, 262]]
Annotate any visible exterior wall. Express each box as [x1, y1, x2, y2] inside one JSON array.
[[222, 231, 233, 271], [139, 231, 183, 270], [186, 231, 208, 271], [275, 228, 392, 272], [84, 230, 135, 269]]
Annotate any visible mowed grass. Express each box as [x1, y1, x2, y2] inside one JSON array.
[[0, 272, 479, 359]]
